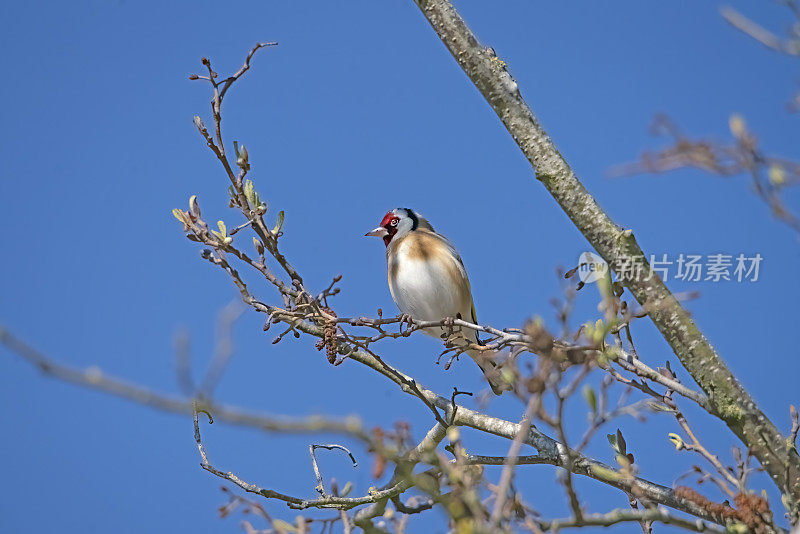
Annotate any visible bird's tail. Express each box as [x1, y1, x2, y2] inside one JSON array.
[[466, 347, 511, 396]]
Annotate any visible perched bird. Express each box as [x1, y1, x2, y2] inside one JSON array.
[[366, 208, 508, 394]]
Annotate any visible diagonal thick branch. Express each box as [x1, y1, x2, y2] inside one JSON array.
[[410, 0, 800, 500]]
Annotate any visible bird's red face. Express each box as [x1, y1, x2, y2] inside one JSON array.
[[366, 211, 401, 246]]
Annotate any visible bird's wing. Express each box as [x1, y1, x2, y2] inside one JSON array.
[[431, 231, 482, 344]]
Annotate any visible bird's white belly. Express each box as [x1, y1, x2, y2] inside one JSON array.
[[390, 258, 464, 322]]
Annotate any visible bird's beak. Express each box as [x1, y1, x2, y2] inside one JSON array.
[[365, 226, 388, 238]]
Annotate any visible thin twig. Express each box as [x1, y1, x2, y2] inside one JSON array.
[[489, 397, 537, 528], [197, 300, 247, 397], [536, 506, 727, 533], [192, 404, 305, 507], [309, 443, 358, 496]]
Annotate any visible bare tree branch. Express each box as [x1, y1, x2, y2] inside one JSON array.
[[490, 397, 536, 528], [0, 323, 724, 524], [309, 443, 358, 496], [721, 6, 800, 56], [536, 507, 727, 533], [410, 0, 800, 501], [7, 25, 794, 530], [0, 325, 369, 441]]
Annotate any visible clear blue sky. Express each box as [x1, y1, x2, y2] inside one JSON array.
[[1, 1, 798, 532]]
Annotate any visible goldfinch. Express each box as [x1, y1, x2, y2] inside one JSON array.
[[366, 208, 507, 395]]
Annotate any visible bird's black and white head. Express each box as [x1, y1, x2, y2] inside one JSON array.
[[365, 208, 432, 247]]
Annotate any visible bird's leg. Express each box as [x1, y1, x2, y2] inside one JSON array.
[[441, 316, 459, 341]]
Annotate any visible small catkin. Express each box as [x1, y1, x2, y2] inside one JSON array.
[[322, 308, 338, 364], [675, 486, 773, 532]]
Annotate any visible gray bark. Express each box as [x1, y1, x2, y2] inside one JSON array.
[[411, 0, 800, 500]]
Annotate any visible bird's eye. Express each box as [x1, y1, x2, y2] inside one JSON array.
[[390, 219, 398, 226]]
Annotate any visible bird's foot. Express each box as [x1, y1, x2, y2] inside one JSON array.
[[397, 313, 414, 336]]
